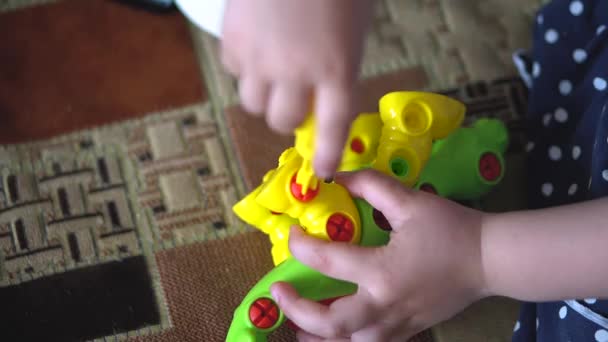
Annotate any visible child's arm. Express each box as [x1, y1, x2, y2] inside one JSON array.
[[482, 198, 608, 301]]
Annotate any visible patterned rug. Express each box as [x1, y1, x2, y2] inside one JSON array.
[[0, 0, 543, 341]]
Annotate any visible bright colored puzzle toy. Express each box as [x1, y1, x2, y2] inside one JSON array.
[[226, 91, 509, 341]]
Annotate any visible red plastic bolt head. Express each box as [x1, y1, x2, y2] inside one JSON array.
[[479, 152, 502, 182], [249, 298, 280, 329], [326, 213, 355, 241], [290, 174, 319, 202], [350, 137, 365, 154]]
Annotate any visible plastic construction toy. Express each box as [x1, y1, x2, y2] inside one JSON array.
[[226, 91, 509, 341]]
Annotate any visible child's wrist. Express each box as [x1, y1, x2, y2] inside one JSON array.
[[478, 212, 500, 299]]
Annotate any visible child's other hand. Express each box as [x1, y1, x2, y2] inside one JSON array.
[[220, 0, 373, 178], [270, 170, 487, 341]]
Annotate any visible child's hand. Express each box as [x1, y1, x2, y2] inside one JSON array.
[[220, 0, 373, 178], [270, 170, 488, 341]]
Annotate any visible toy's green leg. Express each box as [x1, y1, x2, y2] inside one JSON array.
[[226, 257, 357, 342]]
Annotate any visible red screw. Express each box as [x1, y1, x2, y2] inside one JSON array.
[[326, 213, 354, 241], [290, 174, 319, 202], [249, 298, 279, 329], [479, 153, 502, 182], [350, 138, 365, 154]]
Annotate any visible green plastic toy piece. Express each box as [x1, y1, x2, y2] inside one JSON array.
[[415, 119, 508, 199]]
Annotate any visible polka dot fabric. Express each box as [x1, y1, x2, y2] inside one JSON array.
[[512, 0, 608, 341]]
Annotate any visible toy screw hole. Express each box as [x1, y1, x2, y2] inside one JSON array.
[[401, 102, 431, 136], [390, 157, 409, 178], [372, 208, 392, 231], [419, 183, 437, 195]]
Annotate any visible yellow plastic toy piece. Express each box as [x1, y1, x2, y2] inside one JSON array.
[[337, 113, 383, 171], [372, 91, 465, 186], [233, 147, 362, 265], [232, 91, 464, 266], [232, 172, 299, 265], [255, 148, 361, 240], [294, 112, 383, 174], [292, 116, 319, 194]]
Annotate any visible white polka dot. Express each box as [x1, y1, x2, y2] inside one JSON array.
[[542, 183, 554, 197], [537, 14, 544, 25], [569, 1, 584, 16], [568, 183, 578, 195], [549, 146, 562, 160], [572, 146, 582, 160], [596, 329, 608, 342], [594, 77, 607, 91], [558, 80, 573, 95], [533, 62, 541, 78], [559, 305, 568, 319], [543, 113, 552, 126], [598, 25, 607, 35], [554, 107, 568, 122], [573, 49, 587, 63], [585, 298, 597, 304], [545, 29, 559, 44], [513, 320, 521, 332], [602, 169, 608, 181], [526, 141, 535, 152]]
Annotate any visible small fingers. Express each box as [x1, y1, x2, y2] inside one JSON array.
[[219, 42, 241, 77], [238, 75, 270, 116], [289, 226, 380, 285], [334, 169, 413, 224], [267, 83, 312, 134], [271, 281, 376, 339]]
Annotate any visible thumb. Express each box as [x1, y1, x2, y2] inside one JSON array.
[[335, 169, 412, 223]]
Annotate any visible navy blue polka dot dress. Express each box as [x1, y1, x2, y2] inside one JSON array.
[[511, 0, 608, 341]]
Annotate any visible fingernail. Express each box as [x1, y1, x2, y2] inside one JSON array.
[[316, 170, 332, 180], [314, 161, 334, 180]]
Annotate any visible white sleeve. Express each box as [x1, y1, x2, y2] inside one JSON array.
[[175, 0, 226, 38]]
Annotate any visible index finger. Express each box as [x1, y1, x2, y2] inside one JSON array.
[[313, 83, 357, 179]]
